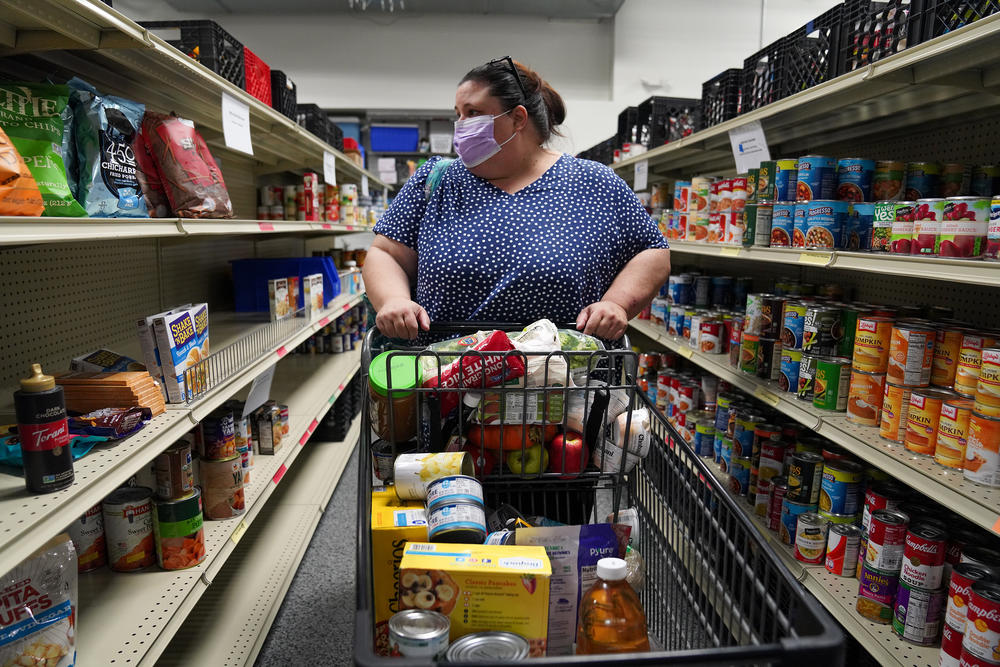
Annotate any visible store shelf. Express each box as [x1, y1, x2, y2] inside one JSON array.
[[664, 241, 1000, 287], [76, 352, 362, 667], [629, 318, 1000, 537], [613, 12, 1000, 179], [0, 0, 387, 190]]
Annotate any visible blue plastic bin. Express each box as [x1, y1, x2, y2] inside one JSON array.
[[369, 125, 419, 152], [231, 257, 341, 313]]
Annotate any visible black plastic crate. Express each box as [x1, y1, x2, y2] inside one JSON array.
[[297, 103, 332, 143], [636, 96, 701, 148], [140, 20, 245, 89], [701, 68, 743, 127], [600, 135, 617, 164], [331, 123, 345, 152], [617, 106, 639, 149], [742, 36, 788, 113], [784, 4, 845, 95], [270, 70, 297, 120], [913, 0, 1000, 41], [842, 0, 922, 74]]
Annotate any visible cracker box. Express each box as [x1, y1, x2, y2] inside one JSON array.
[[152, 303, 209, 403], [398, 542, 551, 656], [137, 304, 192, 398], [304, 273, 324, 314], [371, 487, 428, 656], [268, 278, 289, 321]]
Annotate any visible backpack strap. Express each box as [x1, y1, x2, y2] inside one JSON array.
[[423, 157, 455, 200]]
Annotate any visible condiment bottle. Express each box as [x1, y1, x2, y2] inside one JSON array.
[[15, 364, 74, 493], [576, 557, 650, 654]]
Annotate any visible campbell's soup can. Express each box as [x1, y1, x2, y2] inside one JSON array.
[[957, 334, 999, 397], [103, 486, 155, 572], [964, 412, 1000, 487], [934, 327, 970, 388], [892, 581, 946, 645], [962, 547, 1000, 568], [938, 197, 990, 258], [887, 323, 936, 387], [905, 388, 957, 456], [699, 319, 725, 354], [68, 503, 107, 573], [900, 523, 948, 590], [936, 397, 976, 469], [963, 582, 1000, 663], [975, 348, 1000, 417], [941, 622, 964, 666], [947, 563, 1000, 632], [826, 523, 862, 577], [866, 508, 910, 574]]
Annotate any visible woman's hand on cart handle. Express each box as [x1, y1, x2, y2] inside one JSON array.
[[376, 298, 431, 340], [576, 300, 628, 341]]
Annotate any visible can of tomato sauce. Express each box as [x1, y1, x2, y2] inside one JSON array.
[[974, 348, 1000, 417], [957, 333, 1000, 397], [847, 369, 885, 426], [201, 454, 246, 520], [887, 323, 936, 387], [905, 388, 957, 456], [153, 488, 206, 570], [889, 200, 917, 254], [939, 196, 990, 258], [103, 486, 155, 572], [933, 327, 970, 388], [862, 481, 909, 534], [912, 198, 947, 255], [964, 411, 1000, 487], [880, 382, 912, 443], [867, 508, 910, 573], [68, 503, 106, 573], [962, 582, 1000, 663], [936, 397, 975, 469]]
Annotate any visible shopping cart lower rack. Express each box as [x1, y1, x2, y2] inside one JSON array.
[[353, 323, 843, 665]]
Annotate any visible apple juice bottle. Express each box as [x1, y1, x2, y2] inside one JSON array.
[[576, 557, 650, 655]]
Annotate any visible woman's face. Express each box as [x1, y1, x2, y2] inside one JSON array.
[[454, 80, 525, 175]]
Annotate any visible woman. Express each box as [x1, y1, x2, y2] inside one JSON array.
[[364, 57, 670, 341]]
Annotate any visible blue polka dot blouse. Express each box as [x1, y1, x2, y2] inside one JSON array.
[[374, 154, 669, 325]]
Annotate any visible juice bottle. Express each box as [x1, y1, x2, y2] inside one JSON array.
[[576, 557, 651, 654]]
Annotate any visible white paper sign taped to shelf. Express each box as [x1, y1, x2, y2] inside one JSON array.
[[361, 174, 370, 198], [728, 120, 770, 173], [221, 91, 253, 155], [243, 365, 276, 418], [633, 159, 649, 192], [323, 151, 337, 186]]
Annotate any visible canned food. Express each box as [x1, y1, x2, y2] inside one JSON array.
[[826, 523, 863, 577], [892, 581, 946, 645], [153, 488, 205, 570], [740, 334, 760, 375], [989, 196, 1000, 260], [819, 510, 860, 526], [668, 305, 685, 336], [804, 199, 848, 249], [867, 509, 910, 573], [694, 419, 716, 457], [819, 460, 865, 515], [872, 200, 903, 251], [957, 334, 999, 397], [388, 609, 450, 658], [201, 407, 236, 460], [750, 202, 774, 247], [754, 477, 772, 517], [756, 337, 782, 381], [887, 324, 936, 387], [778, 348, 803, 393], [733, 412, 764, 457], [794, 512, 829, 564], [873, 161, 906, 201], [779, 498, 817, 545], [936, 397, 976, 469], [846, 201, 875, 250], [787, 451, 824, 505], [749, 424, 782, 493], [720, 436, 734, 473], [904, 388, 956, 456], [880, 382, 913, 443], [963, 582, 1000, 663], [780, 301, 807, 350], [940, 163, 967, 197], [444, 632, 529, 662], [973, 166, 1000, 197], [940, 623, 963, 666], [852, 316, 894, 373], [699, 319, 725, 354], [789, 202, 807, 247], [394, 453, 474, 500], [965, 412, 1000, 487], [773, 159, 798, 200], [933, 327, 968, 388], [857, 563, 899, 623], [947, 563, 1000, 632], [900, 523, 948, 590], [758, 296, 785, 340], [797, 354, 819, 401], [428, 501, 487, 543], [912, 198, 947, 255], [938, 197, 990, 257], [728, 456, 751, 496], [426, 475, 484, 511], [803, 306, 840, 356], [838, 308, 861, 359], [201, 455, 245, 520], [862, 481, 908, 534], [694, 275, 712, 307], [888, 200, 918, 254], [814, 357, 851, 411], [757, 161, 776, 201], [905, 162, 942, 201], [797, 155, 836, 201], [758, 439, 788, 483], [975, 348, 1000, 417], [68, 503, 106, 573], [103, 486, 155, 572], [962, 547, 1000, 568], [155, 441, 194, 500], [847, 369, 885, 426], [770, 201, 795, 246], [768, 476, 789, 532], [485, 530, 516, 545]]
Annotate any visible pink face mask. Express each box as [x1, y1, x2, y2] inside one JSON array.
[[453, 109, 516, 168]]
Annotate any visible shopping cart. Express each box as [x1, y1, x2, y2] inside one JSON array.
[[354, 323, 844, 665]]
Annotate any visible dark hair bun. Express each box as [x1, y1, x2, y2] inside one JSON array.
[[514, 61, 565, 139], [460, 59, 565, 143]]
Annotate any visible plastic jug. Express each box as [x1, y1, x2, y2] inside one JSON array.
[[576, 557, 651, 654]]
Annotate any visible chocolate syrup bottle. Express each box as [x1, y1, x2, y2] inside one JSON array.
[[15, 364, 74, 493]]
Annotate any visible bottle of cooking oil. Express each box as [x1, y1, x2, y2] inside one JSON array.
[[576, 557, 651, 654]]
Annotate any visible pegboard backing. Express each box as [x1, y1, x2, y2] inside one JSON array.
[[254, 236, 307, 258], [158, 236, 256, 310], [218, 156, 258, 220]]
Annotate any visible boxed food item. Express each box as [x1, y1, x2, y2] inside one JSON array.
[[70, 349, 146, 373], [137, 304, 193, 394], [152, 303, 209, 403], [305, 273, 324, 313], [287, 276, 300, 314], [252, 403, 284, 455], [268, 278, 289, 321], [370, 487, 429, 656], [398, 542, 551, 655]]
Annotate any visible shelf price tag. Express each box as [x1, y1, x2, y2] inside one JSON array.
[[633, 160, 649, 192], [720, 247, 741, 257], [323, 151, 337, 186], [272, 464, 288, 484], [678, 347, 694, 360], [242, 365, 276, 418], [257, 222, 274, 232], [298, 431, 310, 446], [753, 386, 781, 407], [728, 120, 770, 172], [798, 251, 832, 265], [317, 316, 331, 327], [221, 92, 253, 155], [361, 174, 370, 198], [230, 520, 248, 545]]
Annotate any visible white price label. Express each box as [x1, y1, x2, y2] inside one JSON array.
[[633, 160, 649, 192], [323, 151, 337, 186], [221, 92, 253, 155], [728, 120, 770, 173], [361, 174, 370, 198], [243, 365, 276, 418]]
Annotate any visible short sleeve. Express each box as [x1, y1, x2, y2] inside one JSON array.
[[607, 167, 669, 261], [373, 156, 443, 250]]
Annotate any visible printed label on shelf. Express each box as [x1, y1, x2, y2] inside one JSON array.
[[318, 316, 331, 327], [678, 347, 694, 359], [993, 516, 1000, 534], [230, 520, 248, 545], [273, 464, 288, 484], [321, 223, 333, 230], [798, 252, 832, 265], [276, 346, 288, 358], [361, 175, 370, 197], [258, 222, 275, 232], [633, 160, 649, 192], [728, 120, 770, 172], [720, 247, 742, 257], [298, 431, 310, 446], [221, 92, 253, 155], [243, 365, 276, 418], [753, 386, 781, 407], [308, 419, 318, 434], [323, 151, 337, 186], [345, 225, 355, 231]]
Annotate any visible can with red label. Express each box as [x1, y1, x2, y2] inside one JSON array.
[[866, 509, 910, 573], [767, 476, 789, 532], [962, 547, 1000, 568], [862, 481, 909, 534], [941, 622, 964, 666], [699, 319, 725, 354], [892, 581, 946, 645], [947, 563, 1000, 632], [67, 503, 107, 573], [826, 523, 862, 577], [962, 581, 1000, 663], [103, 486, 155, 572], [900, 523, 948, 590]]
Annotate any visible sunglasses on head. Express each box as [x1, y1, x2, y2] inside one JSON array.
[[487, 56, 527, 103]]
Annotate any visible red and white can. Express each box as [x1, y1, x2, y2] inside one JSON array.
[[866, 508, 910, 573], [826, 523, 862, 577], [700, 319, 725, 355], [942, 622, 964, 666], [960, 648, 999, 667], [948, 563, 1000, 632], [862, 481, 909, 534], [767, 476, 789, 532], [677, 382, 699, 414], [900, 523, 948, 590], [963, 581, 1000, 663]]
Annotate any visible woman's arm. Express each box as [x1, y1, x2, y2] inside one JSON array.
[[577, 247, 671, 340], [364, 235, 430, 339]]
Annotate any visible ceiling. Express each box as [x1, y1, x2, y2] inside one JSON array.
[[160, 0, 625, 18]]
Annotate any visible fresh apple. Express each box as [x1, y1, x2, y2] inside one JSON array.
[[462, 443, 497, 479], [547, 431, 589, 479], [467, 424, 542, 451], [506, 443, 549, 478]]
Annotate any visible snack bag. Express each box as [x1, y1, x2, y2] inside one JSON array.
[[0, 534, 77, 667], [140, 111, 233, 218], [0, 82, 86, 216], [68, 78, 148, 218], [423, 330, 526, 416], [0, 126, 44, 216]]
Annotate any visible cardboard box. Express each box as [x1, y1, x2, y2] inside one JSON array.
[[152, 303, 209, 403], [399, 542, 551, 656], [287, 276, 300, 314], [70, 349, 146, 373], [137, 303, 192, 399], [305, 273, 324, 314], [371, 487, 428, 656], [268, 278, 289, 321]]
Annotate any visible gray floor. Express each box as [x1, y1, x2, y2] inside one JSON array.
[[255, 447, 360, 667]]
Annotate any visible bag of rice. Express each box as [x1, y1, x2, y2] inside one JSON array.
[[68, 78, 148, 218], [0, 534, 77, 667], [0, 82, 86, 217], [0, 126, 44, 216]]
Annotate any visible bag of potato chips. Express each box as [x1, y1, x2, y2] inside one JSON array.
[[0, 126, 44, 216]]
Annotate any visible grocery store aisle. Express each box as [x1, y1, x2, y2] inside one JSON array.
[[255, 445, 360, 667]]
